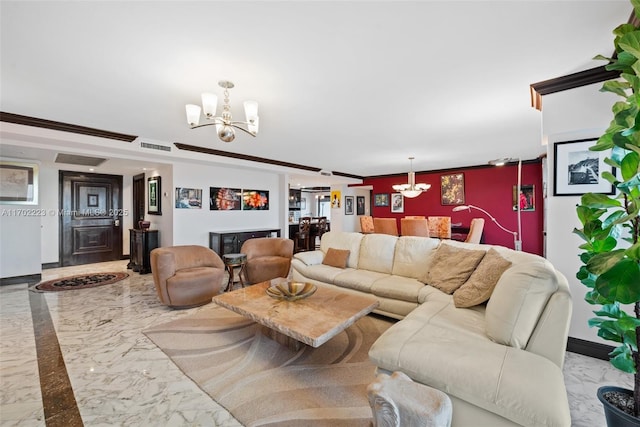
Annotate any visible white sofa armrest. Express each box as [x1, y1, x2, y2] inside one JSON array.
[[293, 250, 324, 266]]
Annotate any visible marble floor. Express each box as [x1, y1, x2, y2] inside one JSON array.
[[0, 260, 633, 426]]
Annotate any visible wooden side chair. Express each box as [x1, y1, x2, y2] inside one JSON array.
[[314, 216, 328, 249], [373, 217, 399, 236], [294, 216, 312, 253], [404, 215, 426, 219]]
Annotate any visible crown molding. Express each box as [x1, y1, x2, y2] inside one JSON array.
[[0, 112, 137, 142]]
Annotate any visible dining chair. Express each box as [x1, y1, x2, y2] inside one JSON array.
[[314, 216, 328, 249], [400, 218, 429, 237], [427, 216, 452, 239], [360, 215, 375, 234], [404, 215, 426, 219], [294, 216, 312, 253], [373, 218, 399, 236], [464, 218, 485, 244]]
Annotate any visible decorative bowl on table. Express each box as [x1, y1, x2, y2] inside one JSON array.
[[266, 282, 317, 301]]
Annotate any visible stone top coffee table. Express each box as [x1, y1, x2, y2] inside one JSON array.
[[212, 279, 379, 350]]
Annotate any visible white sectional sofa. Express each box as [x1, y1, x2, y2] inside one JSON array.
[[291, 231, 572, 427]]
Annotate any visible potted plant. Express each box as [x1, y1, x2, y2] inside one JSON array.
[[574, 2, 640, 425]]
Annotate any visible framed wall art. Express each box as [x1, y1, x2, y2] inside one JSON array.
[[331, 190, 341, 208], [553, 138, 615, 196], [242, 189, 269, 210], [513, 184, 535, 211], [356, 196, 365, 215], [345, 196, 354, 215], [210, 187, 241, 211], [374, 193, 389, 207], [148, 176, 162, 215], [175, 187, 202, 209], [0, 161, 38, 205], [440, 173, 465, 205], [391, 193, 404, 213]]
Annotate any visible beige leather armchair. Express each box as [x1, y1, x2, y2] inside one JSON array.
[[240, 237, 294, 285], [150, 245, 225, 308]]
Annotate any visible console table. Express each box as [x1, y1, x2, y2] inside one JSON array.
[[209, 228, 281, 256], [128, 229, 159, 274]]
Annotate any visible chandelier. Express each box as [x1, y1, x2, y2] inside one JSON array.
[[185, 80, 259, 143], [392, 157, 431, 198]]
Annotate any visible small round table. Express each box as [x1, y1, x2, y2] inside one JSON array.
[[222, 253, 247, 292]]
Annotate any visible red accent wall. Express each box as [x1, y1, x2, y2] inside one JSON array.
[[361, 161, 544, 255]]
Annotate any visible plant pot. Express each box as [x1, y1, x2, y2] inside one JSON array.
[[598, 386, 640, 427]]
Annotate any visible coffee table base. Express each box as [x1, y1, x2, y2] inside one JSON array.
[[261, 325, 304, 351]]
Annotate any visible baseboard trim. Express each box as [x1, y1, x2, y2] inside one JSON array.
[[0, 274, 41, 286], [567, 337, 614, 361], [42, 262, 60, 270]]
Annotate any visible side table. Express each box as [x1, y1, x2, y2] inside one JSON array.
[[222, 253, 247, 292]]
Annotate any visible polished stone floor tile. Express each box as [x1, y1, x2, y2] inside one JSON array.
[[0, 260, 634, 426]]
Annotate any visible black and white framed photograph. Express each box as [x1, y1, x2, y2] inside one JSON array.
[[148, 176, 162, 214], [356, 196, 365, 215], [0, 161, 38, 205], [553, 139, 615, 196], [345, 196, 354, 215], [391, 192, 404, 213]]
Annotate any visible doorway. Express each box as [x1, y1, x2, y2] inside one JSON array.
[[59, 171, 123, 266]]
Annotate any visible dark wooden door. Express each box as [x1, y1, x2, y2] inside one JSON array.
[[60, 171, 123, 266]]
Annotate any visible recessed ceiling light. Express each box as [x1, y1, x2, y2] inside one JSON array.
[[89, 168, 95, 171]]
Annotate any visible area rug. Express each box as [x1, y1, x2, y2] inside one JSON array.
[[32, 272, 129, 292], [143, 304, 393, 427]]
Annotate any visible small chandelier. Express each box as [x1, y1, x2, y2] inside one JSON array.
[[185, 80, 259, 143], [392, 157, 431, 198]]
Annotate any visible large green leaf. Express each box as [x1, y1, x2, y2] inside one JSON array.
[[587, 250, 626, 274], [618, 31, 640, 60], [621, 151, 640, 180], [610, 345, 636, 373], [593, 236, 619, 253], [603, 80, 631, 97], [580, 193, 622, 209], [595, 258, 640, 304]]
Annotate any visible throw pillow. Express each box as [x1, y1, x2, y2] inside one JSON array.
[[322, 248, 350, 268], [453, 248, 512, 308], [422, 243, 486, 294]]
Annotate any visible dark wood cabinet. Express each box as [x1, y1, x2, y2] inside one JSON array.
[[209, 228, 281, 256], [128, 229, 159, 274]]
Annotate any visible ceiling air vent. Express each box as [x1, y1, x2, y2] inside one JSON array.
[[140, 142, 171, 152], [319, 170, 333, 177], [55, 153, 107, 166]]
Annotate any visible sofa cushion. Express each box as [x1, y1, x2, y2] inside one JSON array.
[[391, 236, 441, 279], [332, 269, 390, 293], [370, 275, 424, 303], [358, 233, 398, 274], [368, 320, 570, 427], [485, 260, 558, 349], [453, 248, 512, 308], [322, 248, 350, 268], [422, 243, 486, 294], [319, 231, 364, 268]]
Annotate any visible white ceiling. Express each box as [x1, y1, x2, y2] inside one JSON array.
[[0, 1, 632, 181]]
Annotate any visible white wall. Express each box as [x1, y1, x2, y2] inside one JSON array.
[[542, 82, 619, 344], [172, 161, 284, 247], [0, 160, 42, 277]]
